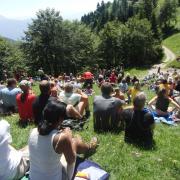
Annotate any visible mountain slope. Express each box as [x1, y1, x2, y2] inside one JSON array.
[[0, 15, 31, 40]]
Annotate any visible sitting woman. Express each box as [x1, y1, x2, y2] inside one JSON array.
[[148, 88, 180, 120], [29, 100, 98, 180], [16, 80, 36, 126]]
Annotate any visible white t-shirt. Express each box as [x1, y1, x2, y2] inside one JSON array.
[[0, 120, 22, 180], [59, 91, 81, 107]]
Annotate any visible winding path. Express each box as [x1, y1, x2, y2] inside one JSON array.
[[148, 45, 176, 74]]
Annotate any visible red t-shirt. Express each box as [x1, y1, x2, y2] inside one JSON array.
[[109, 73, 117, 83], [16, 93, 36, 121], [83, 72, 93, 80]]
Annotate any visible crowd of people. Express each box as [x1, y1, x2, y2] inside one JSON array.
[[0, 66, 180, 179]]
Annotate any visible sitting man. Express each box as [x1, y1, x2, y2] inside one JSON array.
[[93, 82, 125, 132], [122, 93, 155, 147], [0, 120, 29, 179], [59, 83, 90, 118], [16, 80, 36, 126], [0, 78, 21, 114], [33, 81, 82, 126]]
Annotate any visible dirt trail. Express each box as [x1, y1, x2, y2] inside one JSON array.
[[148, 45, 176, 74]]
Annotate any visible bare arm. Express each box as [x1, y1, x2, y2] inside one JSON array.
[[53, 129, 76, 165], [169, 97, 180, 109], [148, 96, 157, 106]]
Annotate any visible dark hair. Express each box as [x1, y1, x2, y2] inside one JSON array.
[[7, 78, 16, 87], [20, 93, 28, 103], [38, 100, 66, 135], [157, 88, 167, 98], [133, 93, 146, 110], [39, 80, 50, 95], [101, 82, 113, 96], [162, 79, 167, 84]]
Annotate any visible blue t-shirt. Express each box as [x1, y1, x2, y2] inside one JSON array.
[[0, 87, 21, 107]]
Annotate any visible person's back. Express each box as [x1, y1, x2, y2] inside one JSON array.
[[32, 80, 51, 125], [93, 83, 124, 131], [123, 109, 154, 144], [17, 92, 36, 121], [29, 128, 62, 180], [123, 93, 154, 147], [156, 96, 169, 113], [16, 80, 36, 124], [0, 87, 21, 107], [59, 91, 81, 106]]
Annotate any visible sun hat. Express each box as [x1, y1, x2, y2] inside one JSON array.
[[19, 80, 31, 87]]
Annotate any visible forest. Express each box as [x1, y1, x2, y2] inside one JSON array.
[[0, 0, 179, 77]]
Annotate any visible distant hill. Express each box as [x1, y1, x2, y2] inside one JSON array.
[[0, 15, 31, 40]]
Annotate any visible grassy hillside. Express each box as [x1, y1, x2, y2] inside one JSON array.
[[1, 83, 180, 179], [162, 4, 180, 68], [163, 33, 180, 56]]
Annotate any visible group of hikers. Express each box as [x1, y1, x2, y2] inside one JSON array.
[[0, 66, 180, 180]]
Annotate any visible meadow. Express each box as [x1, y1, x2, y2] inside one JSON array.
[[1, 81, 180, 180]]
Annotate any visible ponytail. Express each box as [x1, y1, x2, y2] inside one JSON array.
[[20, 93, 28, 103]]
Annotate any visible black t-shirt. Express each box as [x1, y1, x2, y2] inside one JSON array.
[[156, 97, 169, 112], [122, 109, 154, 144], [32, 94, 50, 125]]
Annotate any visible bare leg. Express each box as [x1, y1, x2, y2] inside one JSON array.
[[72, 135, 98, 154], [72, 136, 89, 154], [66, 105, 82, 119], [78, 93, 89, 115]]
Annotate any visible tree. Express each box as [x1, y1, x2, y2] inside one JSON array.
[[22, 8, 98, 75], [158, 0, 178, 34], [98, 17, 163, 68], [0, 38, 26, 79], [23, 8, 63, 75]]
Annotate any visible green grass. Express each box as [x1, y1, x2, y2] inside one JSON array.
[[166, 59, 180, 68], [163, 33, 180, 57], [125, 68, 148, 79], [163, 33, 180, 68], [1, 82, 180, 179]]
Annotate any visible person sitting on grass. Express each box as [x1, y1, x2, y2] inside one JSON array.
[[0, 78, 21, 114], [119, 78, 128, 94], [16, 80, 36, 127], [127, 81, 141, 103], [112, 87, 125, 101], [0, 120, 29, 180], [148, 88, 180, 119], [59, 83, 90, 118], [29, 100, 98, 180], [33, 81, 83, 126], [93, 82, 125, 132], [122, 93, 155, 148]]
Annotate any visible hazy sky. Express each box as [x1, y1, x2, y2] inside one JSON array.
[[0, 0, 113, 20]]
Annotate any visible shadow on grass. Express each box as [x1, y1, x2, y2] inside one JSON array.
[[125, 139, 157, 151]]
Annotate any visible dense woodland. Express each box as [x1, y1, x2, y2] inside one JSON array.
[[0, 0, 179, 77]]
